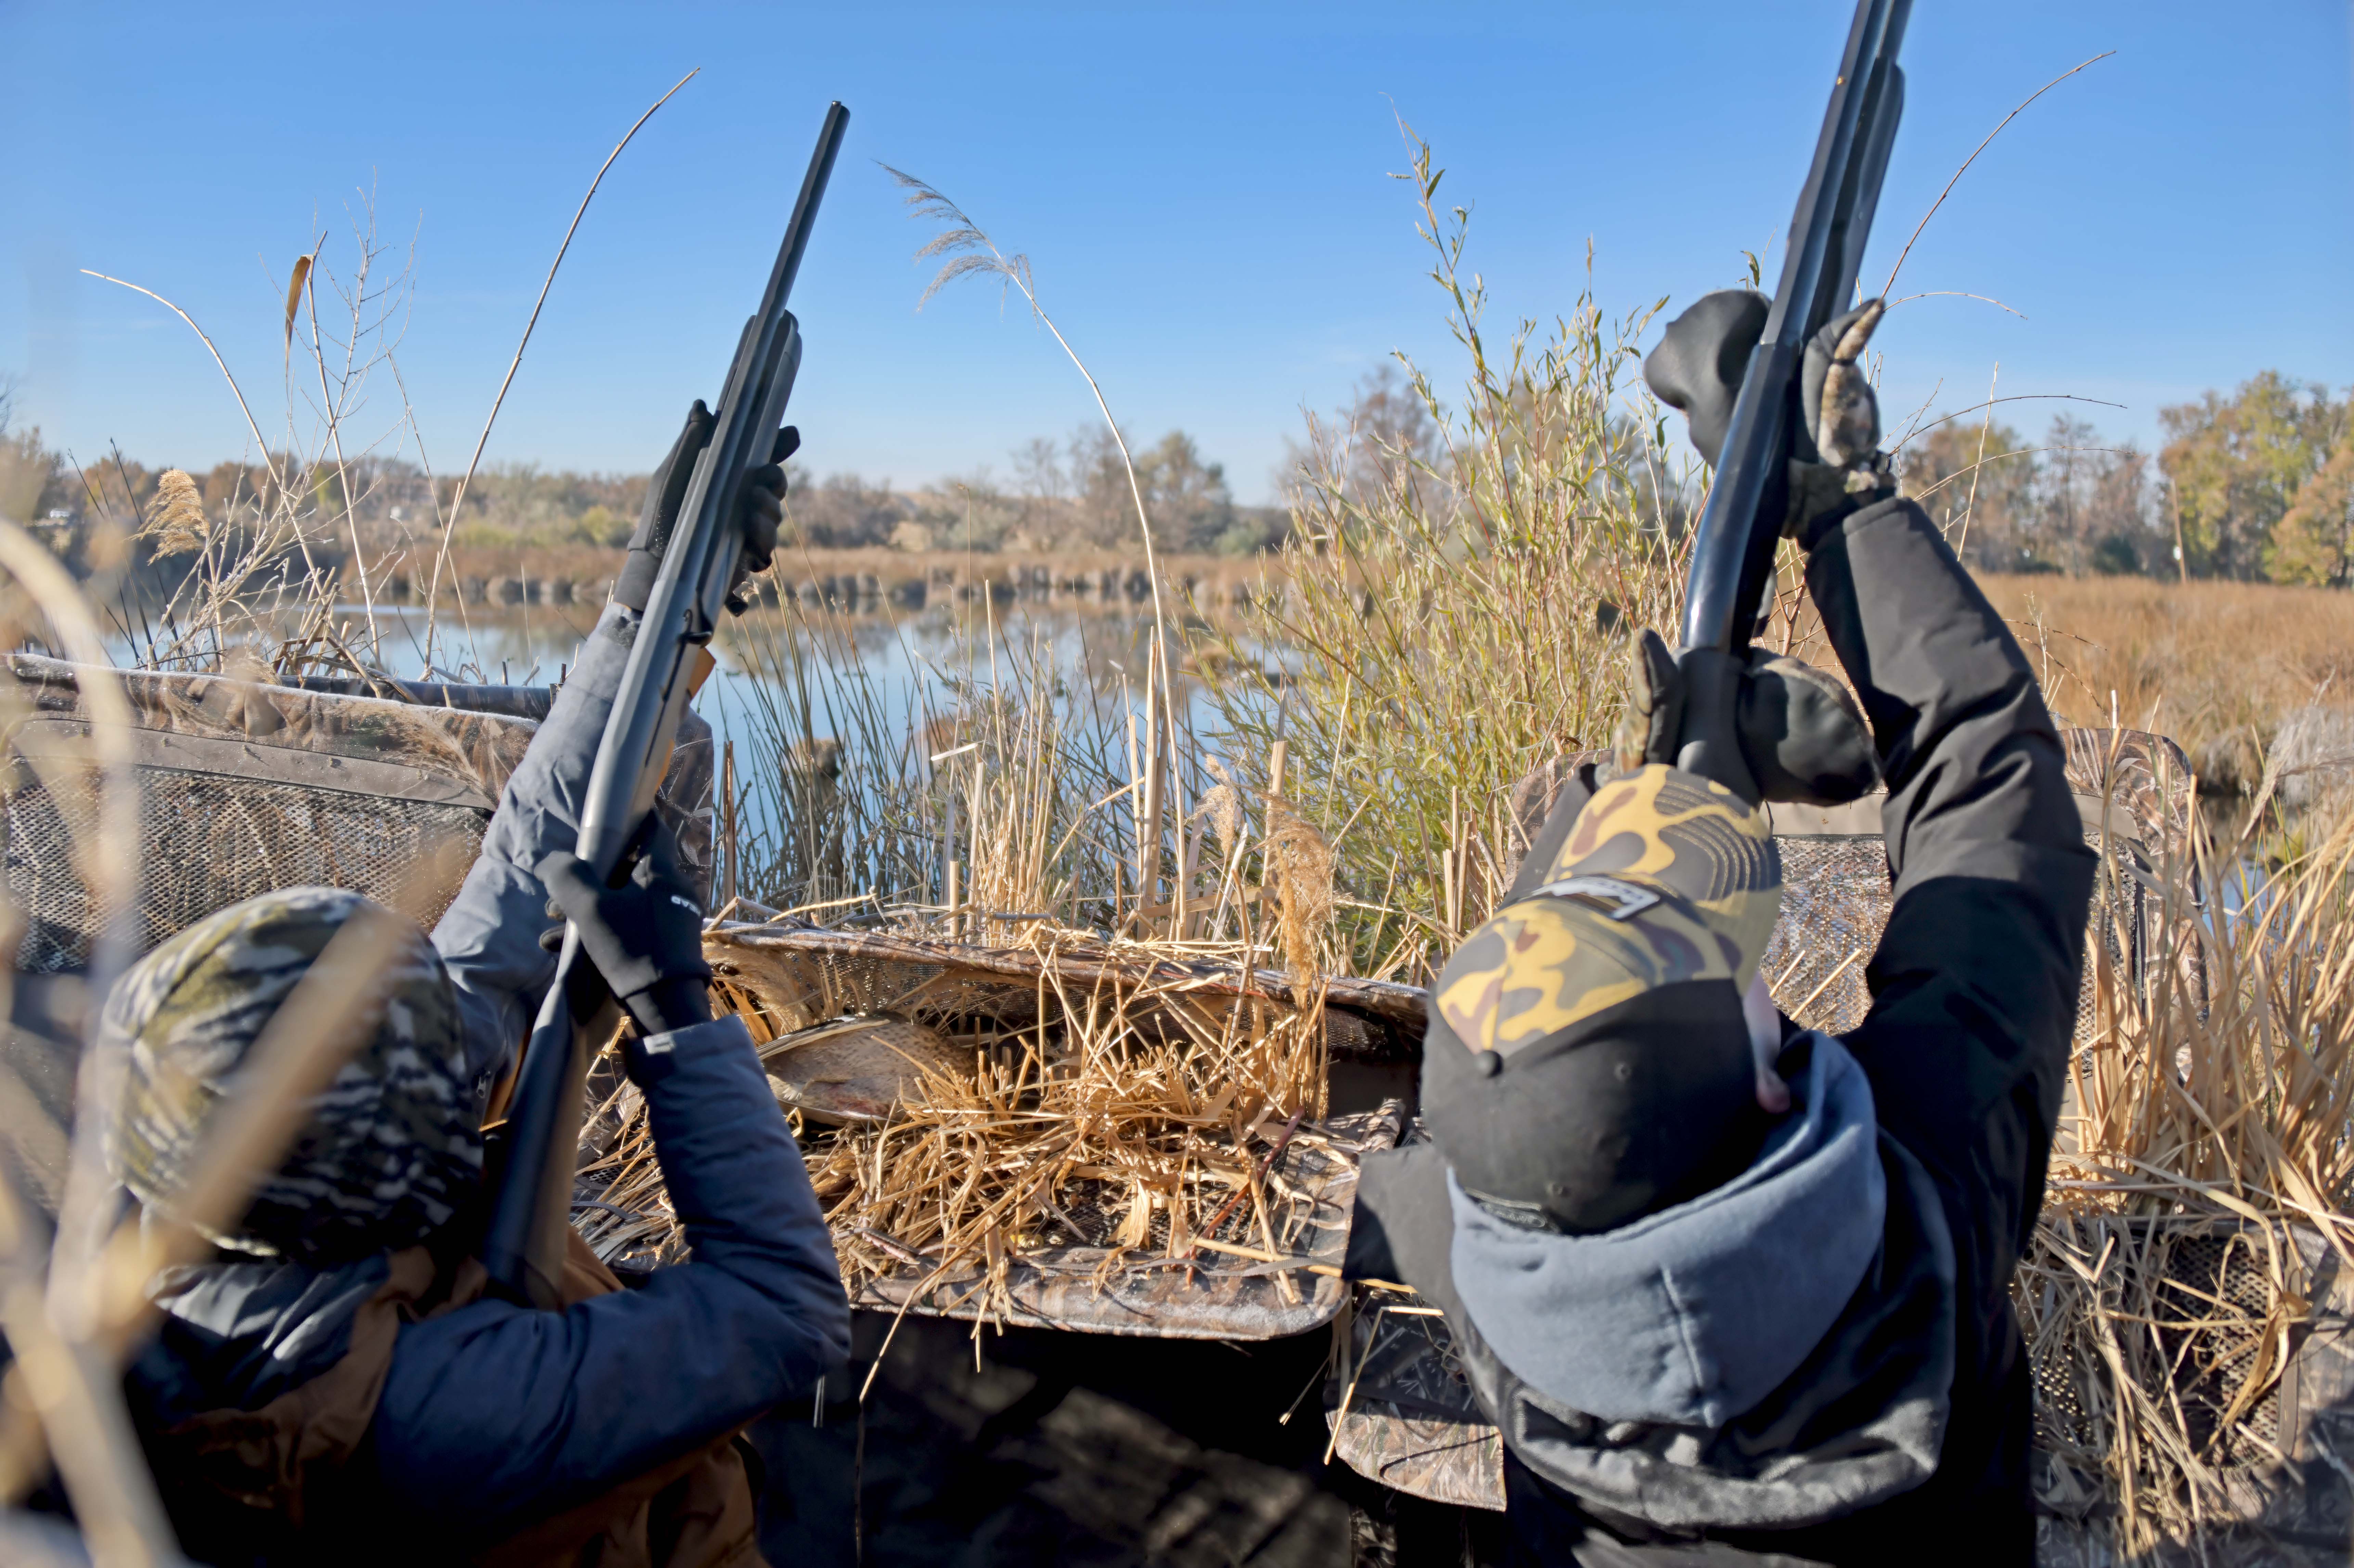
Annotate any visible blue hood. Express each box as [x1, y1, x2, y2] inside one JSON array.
[[1448, 1031, 1885, 1429]]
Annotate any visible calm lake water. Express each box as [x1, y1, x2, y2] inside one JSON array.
[[103, 598, 1255, 889]]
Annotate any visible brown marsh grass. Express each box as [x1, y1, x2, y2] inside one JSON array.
[[1976, 573, 2354, 797], [2023, 786, 2354, 1557]]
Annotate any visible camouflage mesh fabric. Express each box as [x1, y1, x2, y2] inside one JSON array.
[[102, 886, 480, 1266], [1435, 765, 1782, 1057]]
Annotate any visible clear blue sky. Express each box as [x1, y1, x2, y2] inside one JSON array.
[[3, 1, 2348, 505]]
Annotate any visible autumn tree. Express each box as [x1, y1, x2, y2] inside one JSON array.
[[0, 381, 57, 524], [2160, 371, 2345, 580], [1897, 417, 2035, 570], [2272, 442, 2354, 587]]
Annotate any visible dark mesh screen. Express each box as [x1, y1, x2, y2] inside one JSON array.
[[1759, 836, 1891, 1035], [4, 768, 484, 972], [1762, 816, 2174, 1045]]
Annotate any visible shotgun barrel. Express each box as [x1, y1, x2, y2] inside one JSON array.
[[482, 101, 852, 1309], [1678, 0, 1910, 654]]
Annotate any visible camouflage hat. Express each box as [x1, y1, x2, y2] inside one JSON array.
[[1434, 765, 1781, 1055], [102, 886, 480, 1267], [1421, 766, 1782, 1233]]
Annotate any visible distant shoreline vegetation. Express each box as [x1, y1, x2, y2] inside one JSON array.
[[12, 363, 2354, 587], [0, 417, 1292, 568]]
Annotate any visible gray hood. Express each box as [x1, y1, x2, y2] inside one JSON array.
[[1449, 1030, 1885, 1427]]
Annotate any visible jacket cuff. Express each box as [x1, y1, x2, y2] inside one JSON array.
[[1792, 475, 1902, 555], [624, 1012, 755, 1084]]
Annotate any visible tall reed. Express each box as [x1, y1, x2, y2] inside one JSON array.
[[1191, 125, 1690, 985], [2025, 777, 2354, 1557]]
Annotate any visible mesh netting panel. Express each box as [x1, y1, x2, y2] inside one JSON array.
[[5, 769, 485, 972], [1760, 836, 1892, 1034], [1765, 818, 2159, 1045], [2027, 1226, 2285, 1469], [2029, 1330, 2094, 1453], [2155, 1229, 2283, 1463]]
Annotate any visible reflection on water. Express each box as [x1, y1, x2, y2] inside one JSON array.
[[103, 598, 1247, 806]]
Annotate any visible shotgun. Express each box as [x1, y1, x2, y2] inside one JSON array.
[[482, 101, 851, 1309], [1677, 0, 1910, 654]]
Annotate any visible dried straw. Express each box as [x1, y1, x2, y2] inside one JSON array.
[[2023, 770, 2354, 1556], [575, 920, 1342, 1328], [138, 472, 207, 559]]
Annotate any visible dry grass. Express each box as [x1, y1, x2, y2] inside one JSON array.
[[576, 923, 1333, 1320], [1977, 574, 2354, 795], [2021, 762, 2354, 1556], [1191, 125, 1688, 985]]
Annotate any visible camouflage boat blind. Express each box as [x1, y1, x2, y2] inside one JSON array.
[[0, 656, 713, 972]]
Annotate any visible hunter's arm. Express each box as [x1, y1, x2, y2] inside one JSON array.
[[361, 1011, 849, 1538], [428, 601, 641, 1085], [1800, 495, 2095, 1265]]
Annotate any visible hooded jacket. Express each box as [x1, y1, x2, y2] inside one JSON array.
[[1352, 496, 2094, 1566]]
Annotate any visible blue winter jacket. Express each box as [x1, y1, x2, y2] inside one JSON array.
[[127, 601, 850, 1548]]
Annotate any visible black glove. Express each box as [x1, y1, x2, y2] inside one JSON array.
[[534, 818, 713, 1037], [1615, 628, 1878, 807], [1642, 290, 1766, 469], [1643, 291, 1895, 548], [615, 400, 797, 616]]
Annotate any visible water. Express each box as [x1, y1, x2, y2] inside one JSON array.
[[106, 598, 1235, 741], [98, 599, 1251, 903]]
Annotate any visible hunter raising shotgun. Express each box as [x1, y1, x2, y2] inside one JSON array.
[[1346, 5, 2096, 1563], [104, 107, 856, 1567]]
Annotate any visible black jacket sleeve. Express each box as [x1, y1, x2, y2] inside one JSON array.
[[1801, 497, 2093, 1279], [1790, 493, 2095, 1561]]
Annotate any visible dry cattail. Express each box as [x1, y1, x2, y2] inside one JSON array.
[[143, 469, 208, 556], [1193, 756, 1245, 860], [1263, 796, 1334, 1003], [283, 251, 315, 349]]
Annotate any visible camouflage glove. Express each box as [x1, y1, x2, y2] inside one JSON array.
[[534, 818, 712, 1038], [614, 400, 796, 616], [1786, 300, 1895, 548], [1615, 628, 1879, 807], [1643, 290, 1895, 547]]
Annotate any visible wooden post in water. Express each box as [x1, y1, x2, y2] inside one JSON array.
[[719, 740, 739, 911], [1136, 644, 1166, 936]]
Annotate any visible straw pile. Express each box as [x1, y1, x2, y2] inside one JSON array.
[[572, 917, 1351, 1325]]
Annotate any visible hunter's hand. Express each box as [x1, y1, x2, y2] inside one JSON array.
[[1786, 300, 1895, 548], [1614, 627, 1878, 807], [726, 427, 796, 616], [1643, 290, 1895, 546], [1643, 290, 1767, 470], [535, 818, 713, 1039], [615, 401, 797, 616]]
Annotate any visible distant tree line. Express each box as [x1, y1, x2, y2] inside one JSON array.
[[788, 424, 1284, 557], [0, 398, 1285, 562], [1900, 371, 2354, 585], [15, 365, 2353, 584]]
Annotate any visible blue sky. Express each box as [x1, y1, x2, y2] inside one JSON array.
[[3, 2, 2349, 504]]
